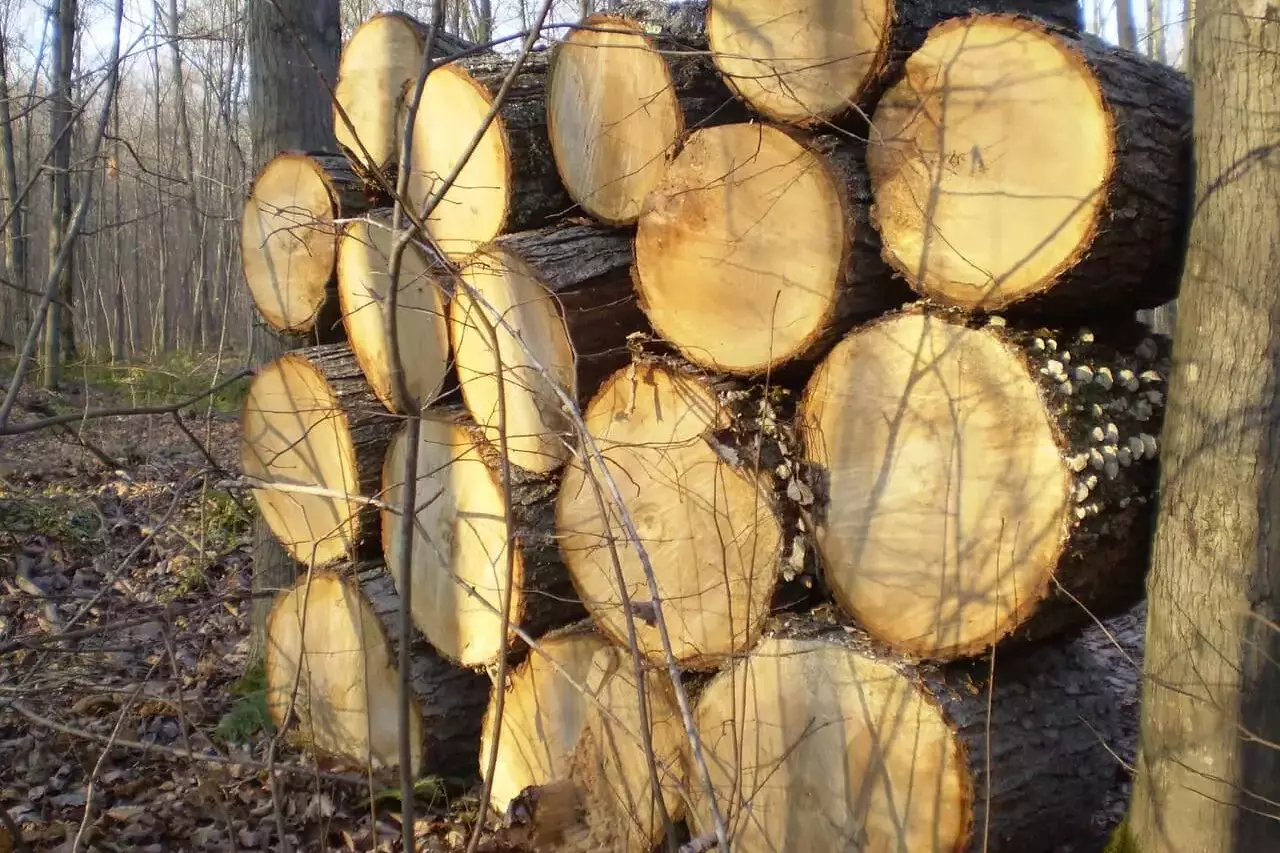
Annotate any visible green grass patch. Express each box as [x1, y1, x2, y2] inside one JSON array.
[[214, 663, 275, 744], [65, 352, 251, 415]]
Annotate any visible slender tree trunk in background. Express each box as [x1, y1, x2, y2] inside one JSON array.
[[0, 34, 27, 349], [1127, 3, 1280, 851], [110, 96, 125, 362], [163, 0, 207, 351], [245, 0, 342, 664], [1117, 0, 1139, 50], [41, 0, 77, 389], [476, 0, 493, 42], [1147, 0, 1167, 63], [150, 13, 171, 354]]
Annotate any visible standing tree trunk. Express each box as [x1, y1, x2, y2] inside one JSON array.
[[41, 0, 77, 389], [0, 33, 26, 349], [245, 0, 342, 664], [1127, 3, 1280, 852], [1117, 0, 1138, 50]]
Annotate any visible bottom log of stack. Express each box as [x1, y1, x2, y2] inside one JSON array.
[[264, 565, 489, 782], [690, 608, 1142, 853], [478, 624, 688, 853]]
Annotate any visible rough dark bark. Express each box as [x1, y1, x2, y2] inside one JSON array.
[[1128, 2, 1280, 850], [245, 0, 343, 666], [453, 50, 571, 233], [484, 224, 649, 398]]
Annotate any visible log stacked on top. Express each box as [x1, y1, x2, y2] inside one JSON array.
[[237, 1, 1188, 848]]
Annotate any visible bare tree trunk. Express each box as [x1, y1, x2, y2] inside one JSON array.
[[162, 0, 207, 351], [1147, 0, 1167, 63], [1127, 2, 1280, 851], [110, 91, 124, 362], [0, 33, 27, 349], [1117, 0, 1138, 49], [41, 0, 77, 388], [244, 0, 342, 664]]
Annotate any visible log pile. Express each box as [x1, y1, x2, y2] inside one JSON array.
[[237, 2, 1188, 849]]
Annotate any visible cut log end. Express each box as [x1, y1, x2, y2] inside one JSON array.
[[479, 628, 687, 853], [241, 345, 392, 567], [867, 16, 1112, 310], [334, 13, 427, 174], [556, 362, 783, 669], [337, 211, 452, 412], [634, 123, 852, 374], [264, 572, 427, 773], [240, 153, 343, 336], [706, 0, 890, 124], [692, 635, 969, 852], [801, 310, 1163, 659], [547, 15, 684, 225], [382, 415, 526, 668], [453, 246, 578, 474]]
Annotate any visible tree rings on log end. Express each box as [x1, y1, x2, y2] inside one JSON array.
[[706, 0, 890, 124], [868, 15, 1190, 314], [478, 627, 687, 853], [800, 309, 1164, 659], [556, 362, 783, 669], [547, 15, 685, 225], [634, 123, 858, 375], [337, 210, 453, 413], [240, 152, 355, 338]]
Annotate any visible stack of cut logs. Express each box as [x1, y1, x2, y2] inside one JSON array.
[[238, 1, 1189, 851]]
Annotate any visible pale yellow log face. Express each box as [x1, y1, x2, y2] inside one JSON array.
[[692, 637, 968, 852], [381, 418, 516, 667], [556, 364, 782, 669], [240, 356, 362, 566], [337, 213, 452, 412], [707, 0, 890, 123], [634, 124, 846, 374], [334, 14, 424, 171], [867, 17, 1112, 309], [265, 574, 424, 773], [408, 67, 510, 260], [452, 248, 577, 474], [479, 633, 687, 853], [240, 155, 337, 333], [547, 16, 683, 224], [801, 313, 1072, 658]]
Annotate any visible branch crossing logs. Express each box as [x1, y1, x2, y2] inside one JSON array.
[[452, 224, 646, 474], [800, 307, 1167, 659], [264, 566, 488, 780], [546, 4, 743, 225], [240, 152, 372, 340], [478, 625, 687, 853], [634, 122, 909, 376], [336, 209, 453, 413], [868, 14, 1191, 316], [556, 361, 783, 670], [334, 12, 471, 177], [380, 409, 582, 668], [240, 344, 396, 566], [408, 50, 570, 260]]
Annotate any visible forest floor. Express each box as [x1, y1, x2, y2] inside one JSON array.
[[0, 357, 520, 853]]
